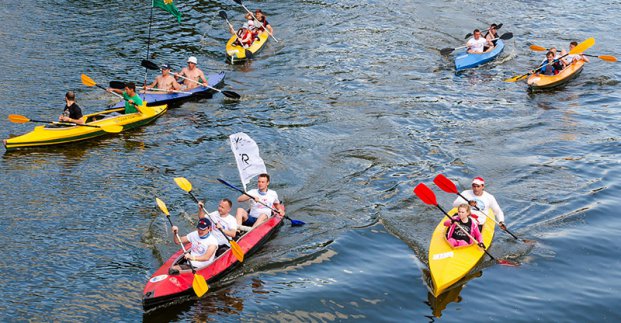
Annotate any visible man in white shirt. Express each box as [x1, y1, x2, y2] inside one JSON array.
[[171, 218, 218, 272], [466, 29, 494, 54], [198, 199, 238, 246], [235, 173, 284, 229], [452, 177, 506, 231]]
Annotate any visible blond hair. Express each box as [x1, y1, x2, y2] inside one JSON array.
[[457, 203, 471, 213]]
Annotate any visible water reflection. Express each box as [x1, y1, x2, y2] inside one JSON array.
[[423, 269, 483, 318]]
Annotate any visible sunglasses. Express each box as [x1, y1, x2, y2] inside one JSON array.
[[472, 184, 482, 187]]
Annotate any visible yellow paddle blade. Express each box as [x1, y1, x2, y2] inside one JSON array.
[[570, 37, 595, 55], [504, 75, 522, 83], [155, 197, 170, 215], [599, 55, 617, 62], [174, 177, 192, 193], [8, 114, 30, 124], [192, 274, 208, 297], [100, 125, 123, 133], [529, 44, 547, 52], [230, 240, 244, 263], [81, 74, 97, 87]]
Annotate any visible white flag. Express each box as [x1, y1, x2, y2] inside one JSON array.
[[229, 132, 267, 191]]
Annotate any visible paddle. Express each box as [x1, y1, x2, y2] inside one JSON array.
[[173, 177, 245, 263], [433, 174, 532, 243], [504, 37, 596, 82], [529, 45, 617, 62], [81, 74, 123, 99], [140, 60, 241, 100], [232, 0, 279, 42], [216, 178, 305, 227], [111, 81, 193, 94], [155, 197, 208, 297], [219, 10, 246, 50], [464, 23, 503, 39], [440, 32, 513, 56], [8, 114, 123, 133], [413, 183, 515, 266]]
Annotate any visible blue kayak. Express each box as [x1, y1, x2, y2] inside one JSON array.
[[111, 72, 226, 108], [454, 39, 504, 71]]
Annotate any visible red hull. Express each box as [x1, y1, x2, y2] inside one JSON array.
[[143, 215, 284, 310]]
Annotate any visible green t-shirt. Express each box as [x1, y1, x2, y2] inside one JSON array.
[[122, 92, 144, 114]]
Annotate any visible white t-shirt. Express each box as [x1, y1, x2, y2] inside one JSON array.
[[467, 37, 488, 53], [208, 211, 238, 245], [185, 231, 218, 268], [247, 188, 280, 218], [452, 190, 505, 224]]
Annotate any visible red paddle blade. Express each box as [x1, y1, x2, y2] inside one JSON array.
[[497, 259, 519, 267], [433, 174, 459, 194], [413, 183, 437, 206]]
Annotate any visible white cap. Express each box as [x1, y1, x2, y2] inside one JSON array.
[[187, 56, 198, 64]]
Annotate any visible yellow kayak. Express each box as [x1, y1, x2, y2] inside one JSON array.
[[225, 31, 269, 64], [527, 59, 585, 90], [428, 208, 495, 297], [4, 104, 167, 150]]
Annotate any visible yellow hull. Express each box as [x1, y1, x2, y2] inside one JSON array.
[[4, 104, 167, 150], [428, 208, 495, 297], [527, 59, 585, 89], [225, 31, 269, 64]]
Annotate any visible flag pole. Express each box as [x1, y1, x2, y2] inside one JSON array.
[[143, 0, 155, 100]]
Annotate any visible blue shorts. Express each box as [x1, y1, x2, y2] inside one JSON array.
[[243, 215, 258, 226]]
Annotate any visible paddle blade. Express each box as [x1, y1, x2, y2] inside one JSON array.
[[504, 73, 528, 83], [100, 125, 123, 133], [497, 259, 519, 267], [109, 81, 126, 89], [8, 114, 30, 124], [141, 59, 160, 71], [496, 23, 503, 30], [222, 90, 241, 100], [233, 0, 242, 4], [289, 218, 306, 227], [192, 274, 208, 297], [413, 183, 437, 206], [440, 48, 454, 56], [464, 33, 472, 39], [174, 177, 193, 193], [599, 55, 617, 62], [499, 32, 513, 40], [529, 44, 547, 52], [230, 241, 244, 262], [218, 10, 228, 20], [433, 174, 459, 194], [81, 74, 97, 87], [155, 197, 170, 215], [570, 37, 595, 55]]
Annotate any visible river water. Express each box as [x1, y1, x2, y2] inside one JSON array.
[[1, 0, 621, 321]]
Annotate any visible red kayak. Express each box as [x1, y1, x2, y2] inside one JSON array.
[[143, 215, 284, 310]]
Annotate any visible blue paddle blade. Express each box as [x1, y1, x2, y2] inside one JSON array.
[[289, 219, 305, 227]]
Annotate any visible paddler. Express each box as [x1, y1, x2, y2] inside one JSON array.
[[466, 29, 494, 54], [444, 204, 483, 247], [254, 9, 273, 35], [58, 91, 85, 124], [483, 23, 498, 50], [169, 218, 218, 274], [197, 199, 238, 253], [562, 41, 590, 65], [174, 56, 208, 90], [107, 82, 143, 114], [235, 173, 285, 229], [144, 63, 181, 93], [451, 177, 506, 231]]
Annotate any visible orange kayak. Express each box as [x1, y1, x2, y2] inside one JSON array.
[[527, 59, 585, 90]]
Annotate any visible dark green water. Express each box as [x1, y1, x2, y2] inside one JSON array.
[[1, 0, 620, 321]]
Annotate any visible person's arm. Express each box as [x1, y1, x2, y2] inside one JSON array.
[[488, 193, 505, 224], [186, 244, 217, 262], [238, 193, 251, 203], [272, 201, 285, 216], [199, 71, 208, 87], [197, 202, 206, 219], [172, 226, 189, 245], [266, 23, 273, 35]]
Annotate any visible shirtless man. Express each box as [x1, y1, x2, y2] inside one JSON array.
[[175, 56, 208, 90], [144, 63, 181, 93]]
